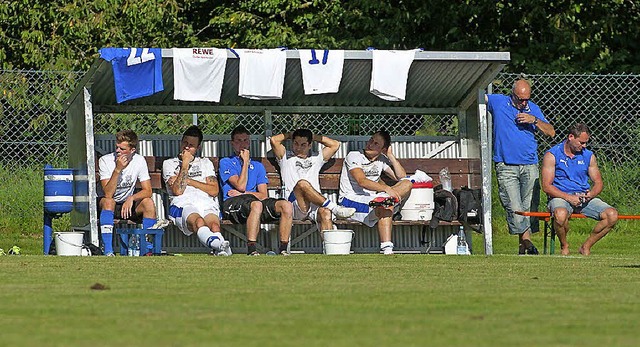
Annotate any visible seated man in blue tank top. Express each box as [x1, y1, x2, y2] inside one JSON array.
[[541, 123, 618, 256]]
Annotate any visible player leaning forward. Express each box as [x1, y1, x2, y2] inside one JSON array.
[[270, 129, 356, 233], [339, 130, 413, 255], [162, 125, 232, 256]]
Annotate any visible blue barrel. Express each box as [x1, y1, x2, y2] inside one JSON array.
[[44, 165, 74, 214]]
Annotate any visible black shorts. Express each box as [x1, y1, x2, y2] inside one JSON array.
[[222, 195, 283, 224], [97, 197, 143, 223]]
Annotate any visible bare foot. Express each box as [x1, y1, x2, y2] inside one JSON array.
[[561, 247, 570, 256], [578, 245, 590, 256]]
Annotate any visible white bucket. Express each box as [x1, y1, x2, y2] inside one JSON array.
[[323, 230, 354, 255], [400, 182, 435, 221], [54, 232, 84, 256]]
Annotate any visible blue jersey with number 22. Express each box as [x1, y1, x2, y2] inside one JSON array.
[[99, 48, 164, 103]]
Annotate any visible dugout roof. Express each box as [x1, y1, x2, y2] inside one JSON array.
[[67, 49, 509, 114]]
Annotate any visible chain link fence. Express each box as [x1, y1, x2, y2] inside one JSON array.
[[92, 113, 455, 139], [2, 69, 640, 220]]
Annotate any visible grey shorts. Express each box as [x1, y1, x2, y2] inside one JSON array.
[[547, 197, 613, 220]]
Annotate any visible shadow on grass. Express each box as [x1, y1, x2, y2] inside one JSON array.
[[612, 265, 640, 268]]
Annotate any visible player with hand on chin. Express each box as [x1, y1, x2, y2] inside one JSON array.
[[163, 125, 231, 256], [97, 129, 157, 256]]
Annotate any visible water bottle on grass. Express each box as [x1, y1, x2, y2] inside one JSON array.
[[457, 226, 468, 255]]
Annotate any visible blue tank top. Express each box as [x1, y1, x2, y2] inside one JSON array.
[[547, 141, 592, 194]]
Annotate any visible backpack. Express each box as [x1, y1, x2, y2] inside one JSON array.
[[429, 188, 458, 230], [453, 187, 482, 231]]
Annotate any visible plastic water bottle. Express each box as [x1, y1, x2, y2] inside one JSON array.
[[128, 234, 140, 256], [439, 167, 452, 192], [457, 226, 468, 255]]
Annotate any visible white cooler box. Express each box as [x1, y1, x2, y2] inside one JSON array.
[[400, 181, 434, 221]]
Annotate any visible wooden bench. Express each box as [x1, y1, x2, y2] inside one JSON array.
[[516, 211, 640, 254], [107, 156, 482, 253]]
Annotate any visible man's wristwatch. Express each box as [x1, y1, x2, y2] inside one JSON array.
[[533, 118, 538, 125]]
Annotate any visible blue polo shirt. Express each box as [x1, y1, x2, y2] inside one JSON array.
[[218, 155, 268, 200], [547, 141, 592, 194], [487, 94, 547, 165]]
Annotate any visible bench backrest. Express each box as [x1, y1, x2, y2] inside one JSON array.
[[138, 156, 481, 191]]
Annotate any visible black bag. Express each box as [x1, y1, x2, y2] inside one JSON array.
[[453, 187, 482, 230], [429, 188, 458, 230]]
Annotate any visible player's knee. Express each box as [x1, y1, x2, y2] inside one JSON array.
[[278, 200, 293, 216], [209, 220, 221, 232], [604, 208, 618, 224], [295, 179, 312, 190], [141, 198, 156, 217], [250, 200, 263, 213], [100, 198, 116, 210], [553, 208, 569, 222]]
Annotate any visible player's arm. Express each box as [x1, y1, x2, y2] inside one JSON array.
[[167, 159, 190, 196], [270, 132, 288, 160], [101, 155, 128, 198], [228, 150, 251, 192], [131, 179, 153, 201], [586, 154, 603, 199], [101, 175, 119, 199], [382, 145, 405, 181], [315, 134, 341, 161], [188, 175, 219, 197], [252, 183, 269, 200]]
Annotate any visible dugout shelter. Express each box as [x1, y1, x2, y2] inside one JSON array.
[[65, 49, 509, 255]]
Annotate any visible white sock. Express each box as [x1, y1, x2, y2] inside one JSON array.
[[322, 199, 338, 212], [380, 241, 394, 250], [197, 226, 221, 250]]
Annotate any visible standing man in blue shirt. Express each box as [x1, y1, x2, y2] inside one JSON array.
[[219, 126, 293, 256], [541, 123, 618, 256], [487, 79, 556, 254]]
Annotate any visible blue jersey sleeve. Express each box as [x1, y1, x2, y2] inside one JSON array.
[[218, 157, 236, 183]]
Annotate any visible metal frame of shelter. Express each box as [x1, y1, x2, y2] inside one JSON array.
[[64, 49, 509, 255]]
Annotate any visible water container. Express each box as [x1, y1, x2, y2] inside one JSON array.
[[44, 165, 73, 214], [400, 181, 435, 221]]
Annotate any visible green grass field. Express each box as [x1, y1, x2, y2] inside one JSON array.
[[2, 229, 640, 347], [2, 166, 640, 346]]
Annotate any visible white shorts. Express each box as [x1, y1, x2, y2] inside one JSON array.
[[339, 193, 399, 227], [292, 200, 319, 222], [168, 203, 220, 236]]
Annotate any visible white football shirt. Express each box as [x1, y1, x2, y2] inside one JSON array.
[[98, 152, 151, 203], [173, 47, 227, 102], [299, 49, 344, 95]]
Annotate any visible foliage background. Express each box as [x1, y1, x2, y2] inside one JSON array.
[[1, 0, 639, 73]]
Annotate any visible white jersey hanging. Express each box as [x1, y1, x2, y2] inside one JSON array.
[[370, 50, 416, 101], [236, 48, 287, 100], [299, 49, 344, 95], [172, 48, 227, 102]]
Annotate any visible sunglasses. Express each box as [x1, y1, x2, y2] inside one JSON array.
[[512, 94, 530, 103]]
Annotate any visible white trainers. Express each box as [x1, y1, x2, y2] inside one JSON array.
[[333, 206, 356, 219], [150, 219, 171, 229], [381, 242, 394, 255], [214, 241, 231, 256], [221, 240, 232, 256]]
